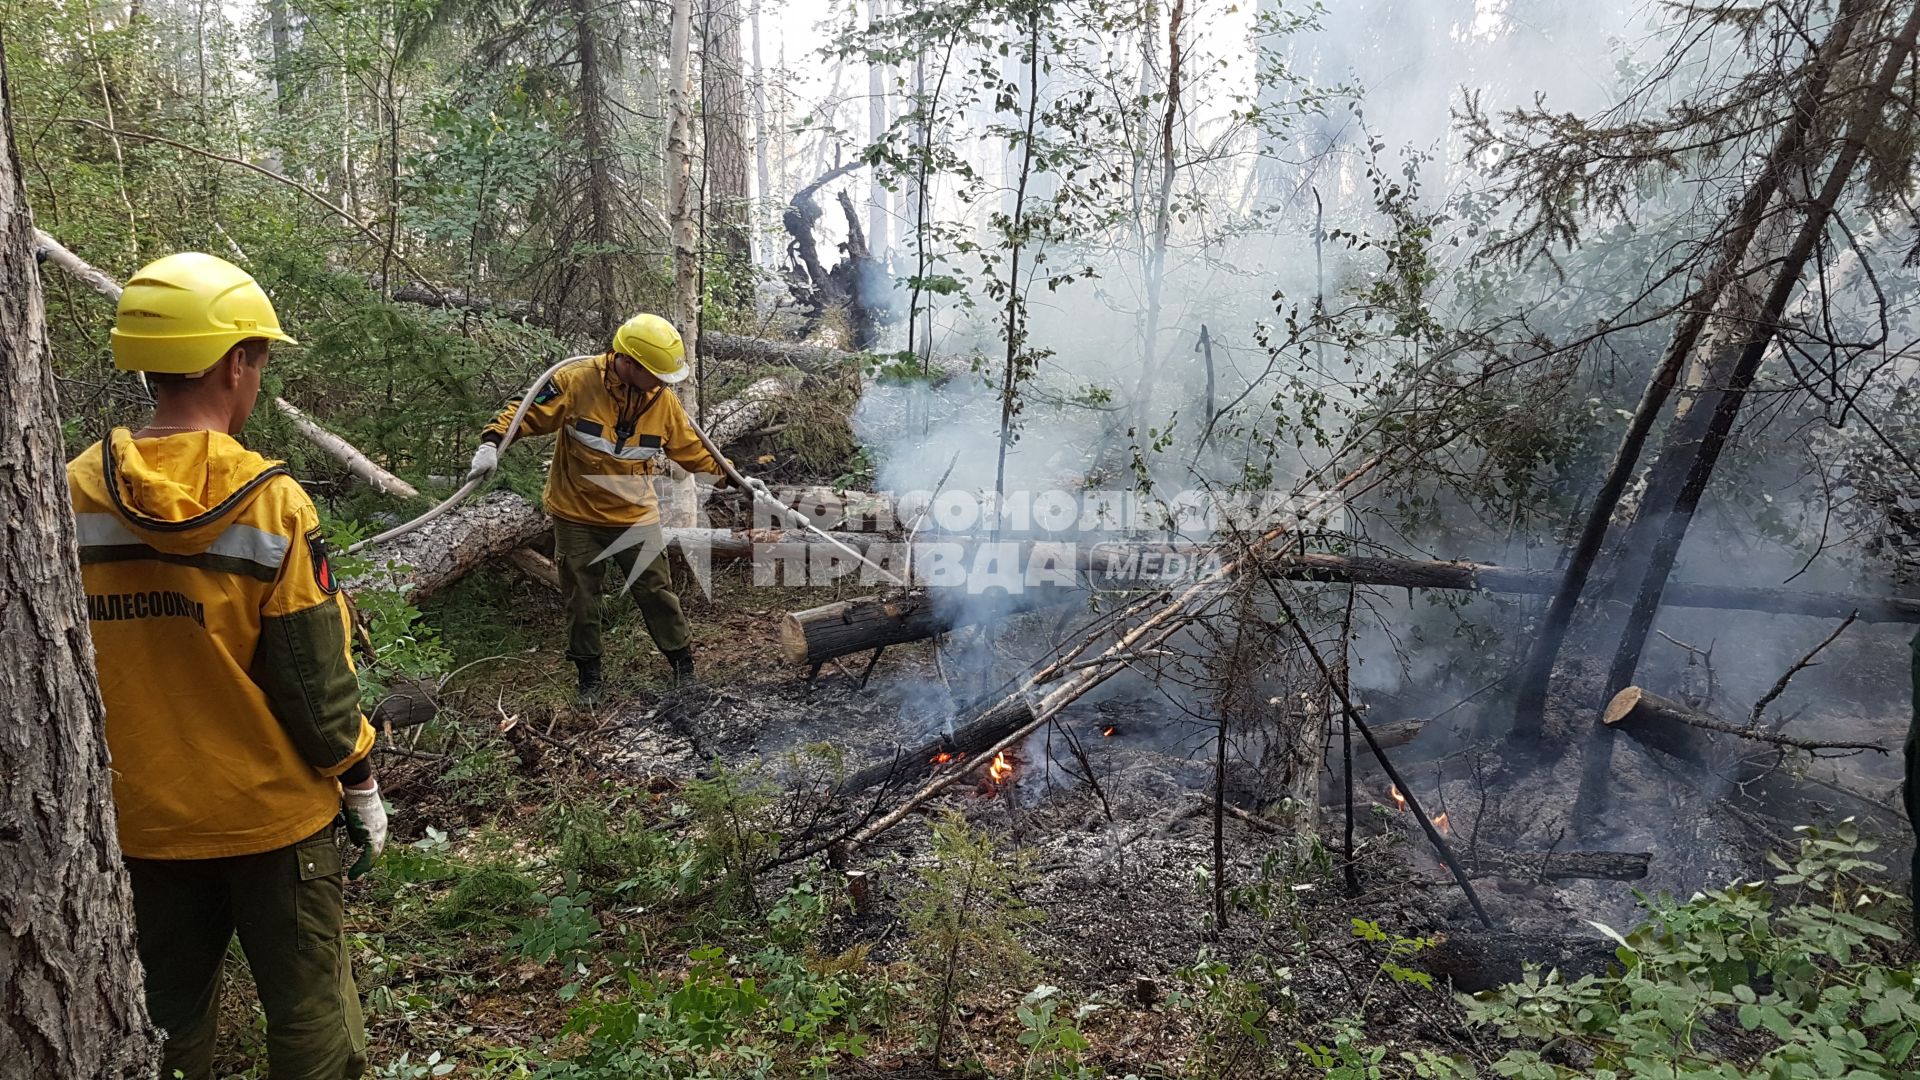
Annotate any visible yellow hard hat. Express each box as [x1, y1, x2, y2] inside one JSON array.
[[111, 252, 297, 375], [610, 313, 689, 384]]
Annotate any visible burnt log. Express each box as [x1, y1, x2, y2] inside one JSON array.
[[1605, 684, 1888, 758], [1415, 931, 1621, 993], [1468, 846, 1651, 882], [1280, 552, 1920, 623], [835, 696, 1039, 796]]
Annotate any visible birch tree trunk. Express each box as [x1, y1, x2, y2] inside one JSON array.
[[1130, 0, 1183, 434], [866, 0, 889, 258], [667, 0, 700, 380], [750, 0, 771, 266], [0, 41, 161, 1077]]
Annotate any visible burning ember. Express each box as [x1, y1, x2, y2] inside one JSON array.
[[930, 751, 954, 765], [1389, 785, 1407, 812], [988, 751, 1015, 784], [1432, 812, 1450, 835], [1102, 726, 1117, 738]]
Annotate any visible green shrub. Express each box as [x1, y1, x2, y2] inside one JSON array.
[[1447, 823, 1916, 1079]]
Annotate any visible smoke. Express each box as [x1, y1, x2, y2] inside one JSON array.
[[805, 0, 1918, 887]]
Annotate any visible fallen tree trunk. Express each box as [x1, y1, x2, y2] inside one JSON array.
[[705, 375, 790, 446], [790, 550, 1920, 669], [1279, 552, 1920, 623], [273, 399, 422, 501], [1603, 685, 1888, 764], [715, 485, 900, 531], [347, 491, 551, 598], [835, 696, 1040, 796], [1468, 846, 1651, 882], [387, 279, 977, 381], [1415, 931, 1620, 993]]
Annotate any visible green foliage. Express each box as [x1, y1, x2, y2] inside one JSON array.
[[1451, 827, 1916, 1079], [1169, 951, 1289, 1079], [545, 798, 702, 903], [534, 881, 902, 1080], [507, 889, 602, 970], [678, 765, 786, 915], [1015, 985, 1100, 1080], [430, 863, 542, 931], [319, 518, 452, 710], [901, 811, 1043, 1062]]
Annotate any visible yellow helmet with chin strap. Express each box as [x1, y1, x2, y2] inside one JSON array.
[[111, 252, 297, 376], [610, 313, 689, 384]]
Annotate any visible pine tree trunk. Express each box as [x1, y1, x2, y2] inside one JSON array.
[[0, 41, 161, 1077], [572, 0, 619, 335]]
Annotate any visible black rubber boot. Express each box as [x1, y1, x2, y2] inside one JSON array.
[[575, 657, 604, 704], [664, 646, 696, 687]]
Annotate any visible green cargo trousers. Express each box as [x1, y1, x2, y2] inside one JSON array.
[[554, 518, 692, 661], [125, 825, 367, 1080], [1908, 632, 1919, 933]]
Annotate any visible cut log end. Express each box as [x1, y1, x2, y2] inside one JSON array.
[[779, 613, 812, 665], [1602, 687, 1644, 728]]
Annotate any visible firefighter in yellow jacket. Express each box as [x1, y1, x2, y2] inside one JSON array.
[[468, 314, 749, 699], [68, 253, 383, 1080]]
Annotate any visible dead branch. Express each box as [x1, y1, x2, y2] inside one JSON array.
[[1750, 611, 1858, 725]]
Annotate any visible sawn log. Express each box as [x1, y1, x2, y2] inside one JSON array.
[[1600, 686, 1720, 765]]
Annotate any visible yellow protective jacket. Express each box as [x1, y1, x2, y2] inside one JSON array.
[[68, 429, 375, 860], [483, 354, 723, 527]]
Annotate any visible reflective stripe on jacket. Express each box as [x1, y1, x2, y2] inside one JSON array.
[[68, 429, 375, 860], [482, 354, 723, 527]]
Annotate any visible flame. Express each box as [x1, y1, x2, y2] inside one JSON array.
[[1389, 785, 1407, 812], [988, 751, 1014, 784], [930, 751, 953, 765], [1432, 812, 1450, 835], [1102, 726, 1116, 737]]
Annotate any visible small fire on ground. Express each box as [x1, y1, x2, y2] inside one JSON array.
[[988, 751, 1015, 784], [1102, 725, 1117, 737], [1386, 786, 1451, 834]]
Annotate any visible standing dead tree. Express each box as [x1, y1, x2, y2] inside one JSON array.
[[781, 160, 887, 347]]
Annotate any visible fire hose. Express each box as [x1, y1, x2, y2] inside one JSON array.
[[348, 356, 906, 585]]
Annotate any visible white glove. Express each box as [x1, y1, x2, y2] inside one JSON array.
[[742, 476, 773, 500], [468, 443, 499, 481], [342, 781, 389, 879]]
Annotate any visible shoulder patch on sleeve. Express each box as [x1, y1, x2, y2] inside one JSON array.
[[533, 377, 562, 405], [308, 529, 338, 594]]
